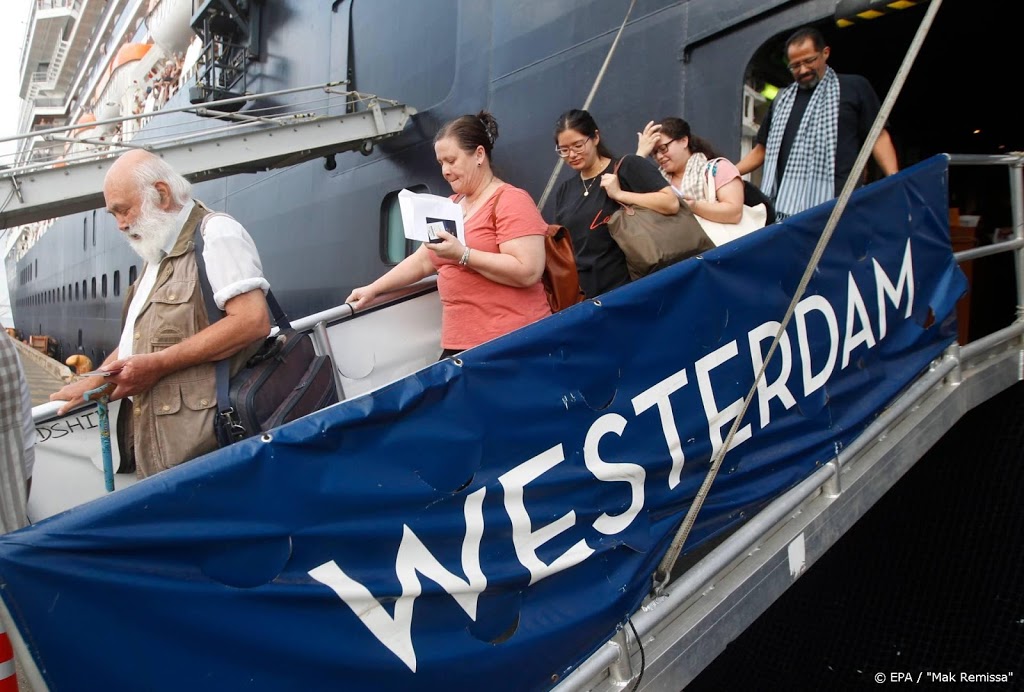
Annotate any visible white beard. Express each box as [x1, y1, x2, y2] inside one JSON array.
[[126, 198, 180, 265]]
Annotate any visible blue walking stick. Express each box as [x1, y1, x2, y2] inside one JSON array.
[[84, 384, 115, 492]]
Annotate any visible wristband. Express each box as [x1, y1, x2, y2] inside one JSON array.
[[459, 247, 471, 266]]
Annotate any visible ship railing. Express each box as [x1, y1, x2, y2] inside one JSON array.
[[0, 81, 403, 178], [26, 39, 71, 102], [0, 81, 416, 229], [560, 152, 1024, 691], [35, 0, 81, 12]]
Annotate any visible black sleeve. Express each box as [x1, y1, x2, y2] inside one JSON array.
[[851, 74, 882, 140], [616, 154, 669, 194]]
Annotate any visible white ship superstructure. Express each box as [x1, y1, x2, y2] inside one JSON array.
[[7, 0, 198, 269], [16, 0, 198, 167]]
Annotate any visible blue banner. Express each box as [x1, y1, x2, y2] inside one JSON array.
[[0, 156, 963, 691]]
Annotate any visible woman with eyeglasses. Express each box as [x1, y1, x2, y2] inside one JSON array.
[[636, 118, 746, 223], [552, 109, 678, 299], [638, 117, 776, 227], [347, 111, 551, 358]]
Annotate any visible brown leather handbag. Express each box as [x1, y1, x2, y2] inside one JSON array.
[[542, 224, 585, 312], [488, 188, 584, 313], [607, 159, 713, 280]]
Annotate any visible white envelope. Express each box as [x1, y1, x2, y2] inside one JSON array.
[[397, 189, 465, 244]]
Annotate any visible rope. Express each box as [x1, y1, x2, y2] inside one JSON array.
[[650, 0, 945, 595], [536, 0, 638, 210]]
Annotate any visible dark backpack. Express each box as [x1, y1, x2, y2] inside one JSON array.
[[743, 180, 776, 225]]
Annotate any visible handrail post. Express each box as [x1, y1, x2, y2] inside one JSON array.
[[1008, 163, 1024, 326], [312, 320, 346, 401]]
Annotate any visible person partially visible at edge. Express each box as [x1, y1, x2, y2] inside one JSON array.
[[552, 109, 679, 299], [346, 111, 551, 359], [1, 332, 35, 532], [636, 117, 747, 225], [50, 150, 271, 478], [736, 26, 899, 220]]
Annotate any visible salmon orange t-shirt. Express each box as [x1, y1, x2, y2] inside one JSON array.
[[430, 184, 552, 350]]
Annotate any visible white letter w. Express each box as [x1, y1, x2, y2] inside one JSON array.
[[308, 487, 487, 672]]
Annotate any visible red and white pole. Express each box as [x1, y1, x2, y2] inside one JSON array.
[[0, 620, 18, 692]]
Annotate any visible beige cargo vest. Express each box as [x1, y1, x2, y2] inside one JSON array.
[[117, 202, 262, 477]]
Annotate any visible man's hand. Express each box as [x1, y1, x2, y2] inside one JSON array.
[[105, 354, 168, 400], [51, 376, 112, 415]]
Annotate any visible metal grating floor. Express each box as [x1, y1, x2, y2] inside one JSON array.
[[687, 380, 1024, 690]]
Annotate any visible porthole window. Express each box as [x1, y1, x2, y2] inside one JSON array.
[[380, 185, 427, 265]]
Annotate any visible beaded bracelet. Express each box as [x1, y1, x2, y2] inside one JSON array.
[[459, 247, 471, 266]]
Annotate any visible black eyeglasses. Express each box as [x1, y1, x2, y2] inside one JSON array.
[[787, 53, 821, 72], [654, 139, 679, 156], [555, 137, 591, 158]]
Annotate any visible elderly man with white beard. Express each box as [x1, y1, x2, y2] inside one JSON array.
[[51, 150, 271, 478]]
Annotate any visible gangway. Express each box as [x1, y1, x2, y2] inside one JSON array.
[[559, 152, 1024, 691], [0, 82, 417, 229]]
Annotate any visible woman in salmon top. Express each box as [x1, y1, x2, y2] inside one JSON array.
[[346, 111, 551, 357]]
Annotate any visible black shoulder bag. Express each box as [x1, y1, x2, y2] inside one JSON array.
[[193, 219, 339, 446]]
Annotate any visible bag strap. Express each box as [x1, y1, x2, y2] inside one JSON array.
[[610, 157, 634, 214], [193, 214, 283, 443], [704, 157, 725, 204], [487, 184, 508, 229]]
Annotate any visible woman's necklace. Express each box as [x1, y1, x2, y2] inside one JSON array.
[[580, 157, 608, 197]]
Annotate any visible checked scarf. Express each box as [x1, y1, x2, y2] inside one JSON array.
[[662, 151, 708, 201], [761, 66, 840, 219]]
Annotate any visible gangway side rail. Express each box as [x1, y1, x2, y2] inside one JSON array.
[[0, 85, 417, 229], [560, 329, 1024, 691]]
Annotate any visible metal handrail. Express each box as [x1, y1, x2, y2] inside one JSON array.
[[947, 153, 1024, 321], [0, 80, 393, 180]]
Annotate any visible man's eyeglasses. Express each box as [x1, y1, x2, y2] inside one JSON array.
[[654, 139, 679, 156], [787, 53, 821, 72], [555, 137, 591, 158]]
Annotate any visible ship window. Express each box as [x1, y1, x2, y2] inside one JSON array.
[[83, 220, 87, 251], [129, 265, 138, 285], [82, 280, 87, 299], [114, 270, 121, 296], [91, 277, 97, 299], [75, 283, 79, 300], [380, 186, 426, 265], [34, 259, 38, 278]]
